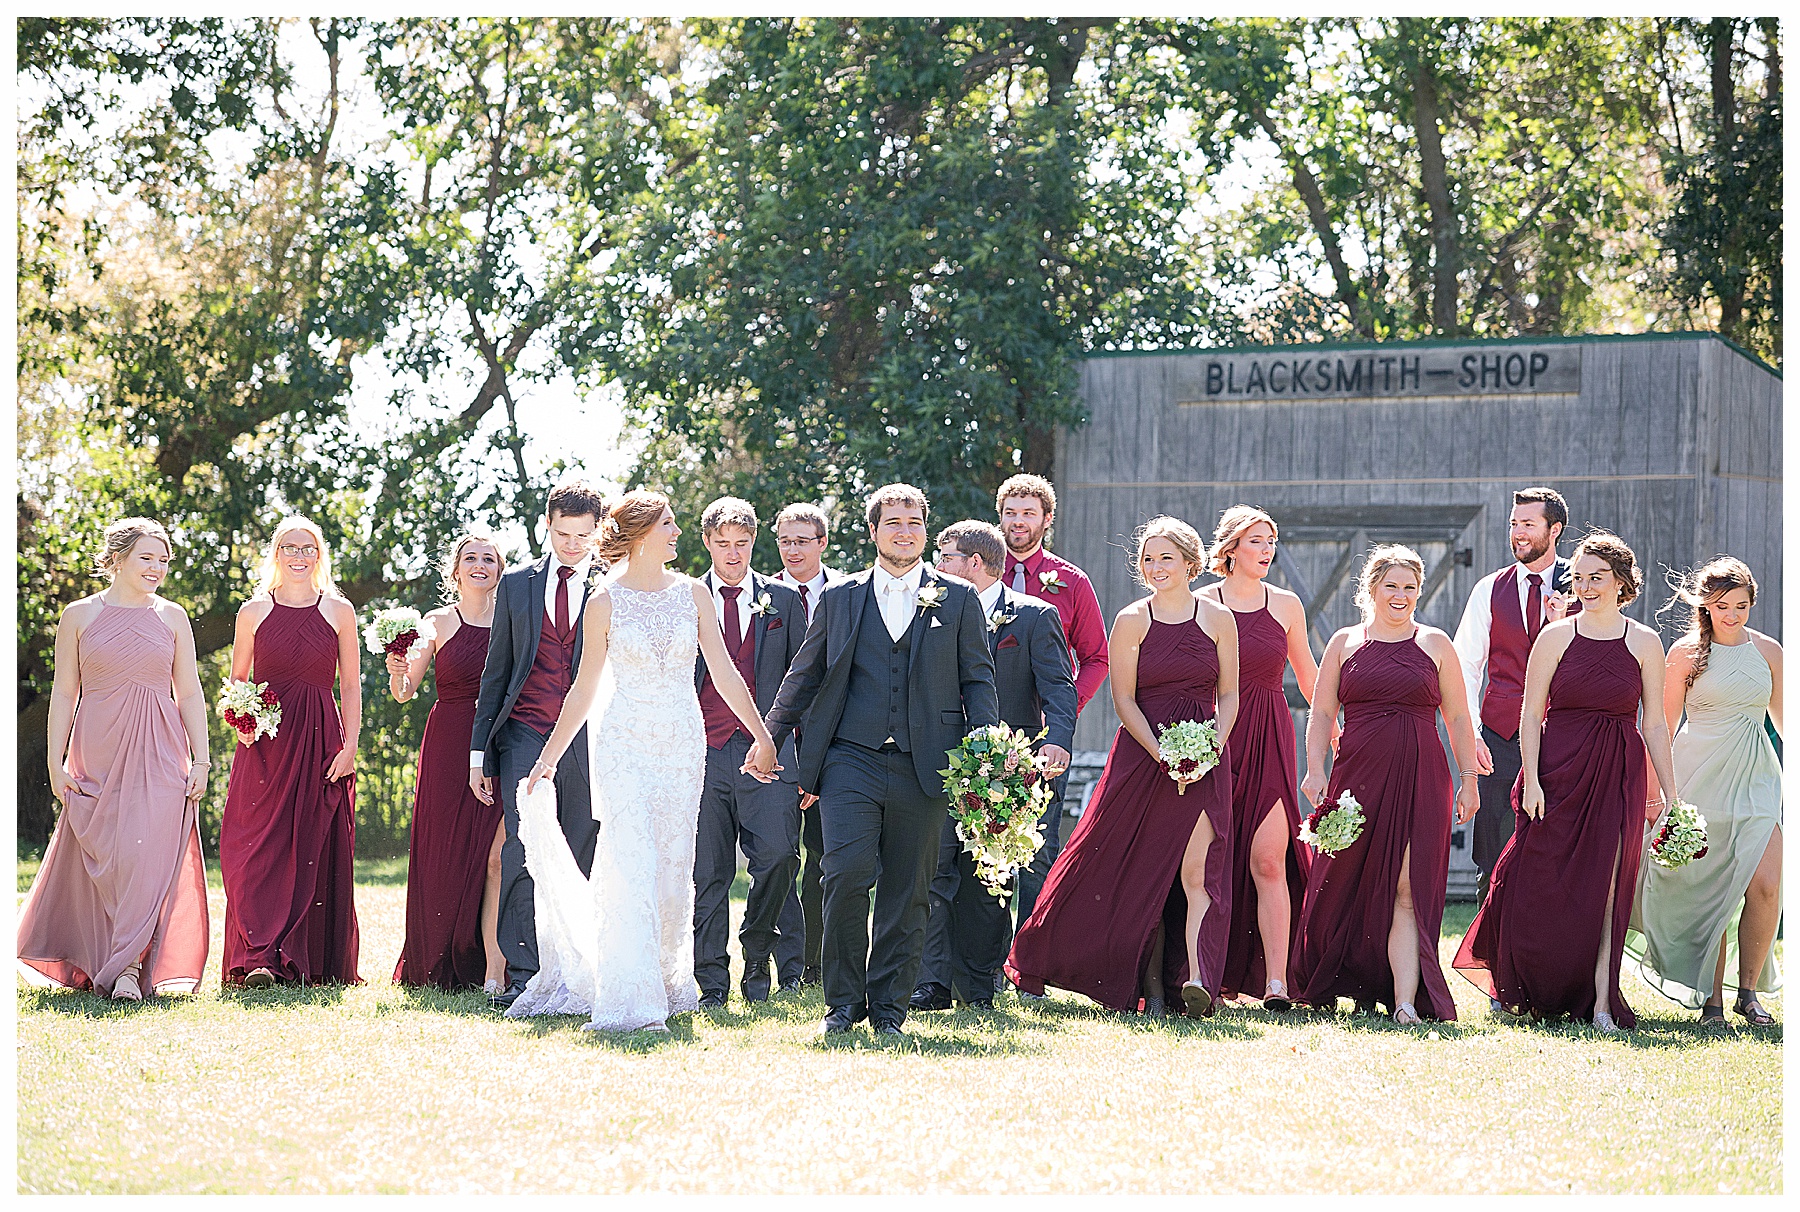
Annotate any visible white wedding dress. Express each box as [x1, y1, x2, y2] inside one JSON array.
[[506, 581, 706, 1031]]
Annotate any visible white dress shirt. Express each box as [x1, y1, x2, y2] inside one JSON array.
[[471, 552, 596, 769], [705, 569, 754, 648], [872, 562, 925, 643], [777, 567, 829, 622], [978, 580, 1005, 620], [1452, 561, 1559, 711]]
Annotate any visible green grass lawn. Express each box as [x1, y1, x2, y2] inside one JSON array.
[[17, 860, 1781, 1194]]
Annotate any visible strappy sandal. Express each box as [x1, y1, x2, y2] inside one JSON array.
[[1734, 992, 1776, 1027], [1392, 1001, 1422, 1026], [1698, 1002, 1728, 1028], [1591, 1011, 1621, 1034], [111, 964, 143, 1002], [1262, 979, 1293, 1013]]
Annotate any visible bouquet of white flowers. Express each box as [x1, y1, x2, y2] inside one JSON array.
[[1299, 789, 1365, 855], [218, 678, 282, 745], [940, 724, 1058, 899], [1156, 718, 1221, 794], [1648, 800, 1709, 869], [363, 607, 429, 658]]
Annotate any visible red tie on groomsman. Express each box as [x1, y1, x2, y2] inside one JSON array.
[[555, 564, 576, 638], [1525, 572, 1543, 643], [721, 585, 746, 656], [797, 582, 810, 622]]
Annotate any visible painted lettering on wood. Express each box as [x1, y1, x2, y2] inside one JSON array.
[[1177, 344, 1582, 403]]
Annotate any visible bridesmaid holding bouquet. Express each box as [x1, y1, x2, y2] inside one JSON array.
[[1008, 516, 1239, 1018], [1291, 546, 1482, 1024], [1199, 506, 1324, 1012], [18, 518, 211, 999], [1629, 557, 1782, 1026], [219, 516, 363, 987], [389, 534, 509, 993], [1454, 532, 1680, 1031]]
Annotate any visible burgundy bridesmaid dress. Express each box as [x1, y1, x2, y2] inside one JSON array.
[[17, 603, 210, 995], [1217, 588, 1309, 1000], [219, 597, 361, 985], [1007, 606, 1233, 1012], [1453, 630, 1647, 1026], [1291, 630, 1458, 1020], [393, 614, 502, 989]]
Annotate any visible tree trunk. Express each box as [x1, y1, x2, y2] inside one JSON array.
[[1409, 35, 1459, 335], [1709, 17, 1745, 339]]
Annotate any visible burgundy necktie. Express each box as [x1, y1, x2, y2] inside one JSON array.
[[1525, 572, 1543, 643], [798, 582, 811, 622], [721, 585, 744, 655], [555, 565, 576, 638]]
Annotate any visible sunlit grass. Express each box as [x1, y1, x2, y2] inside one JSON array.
[[17, 864, 1781, 1194]]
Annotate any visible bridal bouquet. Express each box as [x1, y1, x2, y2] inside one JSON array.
[[941, 724, 1058, 899], [218, 678, 282, 744], [1156, 718, 1221, 794], [363, 606, 429, 657], [1299, 790, 1365, 855], [1648, 800, 1709, 869]]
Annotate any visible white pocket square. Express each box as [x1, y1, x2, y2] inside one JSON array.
[[929, 616, 943, 628]]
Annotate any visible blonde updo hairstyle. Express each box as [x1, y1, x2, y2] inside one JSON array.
[[94, 516, 172, 580], [595, 490, 672, 566], [440, 531, 507, 603], [1571, 530, 1642, 607], [255, 515, 338, 597], [1131, 515, 1205, 588], [1353, 544, 1426, 623], [1208, 505, 1278, 577], [1664, 555, 1756, 689]]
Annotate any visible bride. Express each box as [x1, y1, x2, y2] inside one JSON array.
[[507, 490, 778, 1032]]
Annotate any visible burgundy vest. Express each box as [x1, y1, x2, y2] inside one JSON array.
[[699, 610, 757, 748], [509, 608, 575, 736], [1483, 565, 1536, 740]]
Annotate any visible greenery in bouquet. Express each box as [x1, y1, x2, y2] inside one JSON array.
[[1649, 800, 1709, 869], [940, 724, 1057, 899], [217, 678, 281, 744], [1299, 789, 1365, 855], [1156, 718, 1220, 794], [363, 607, 429, 657]]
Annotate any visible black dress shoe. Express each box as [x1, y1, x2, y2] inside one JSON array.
[[489, 980, 529, 1010], [778, 977, 804, 996], [964, 997, 995, 1011], [820, 1003, 867, 1035], [800, 965, 823, 988], [740, 955, 773, 1003], [698, 991, 727, 1010], [909, 981, 952, 1012], [873, 1019, 905, 1037]]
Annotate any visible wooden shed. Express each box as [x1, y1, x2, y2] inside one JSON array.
[[1052, 333, 1782, 896]]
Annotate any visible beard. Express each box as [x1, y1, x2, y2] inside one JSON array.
[[1006, 522, 1046, 553], [1512, 534, 1553, 565]]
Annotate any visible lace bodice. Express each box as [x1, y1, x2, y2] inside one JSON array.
[[606, 581, 699, 700]]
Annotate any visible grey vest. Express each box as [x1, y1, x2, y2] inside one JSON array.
[[835, 586, 913, 752]]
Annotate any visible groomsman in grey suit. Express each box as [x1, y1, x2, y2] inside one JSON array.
[[469, 481, 608, 1007], [765, 484, 998, 1036], [690, 497, 808, 1006], [913, 521, 1076, 1010], [770, 501, 845, 987]]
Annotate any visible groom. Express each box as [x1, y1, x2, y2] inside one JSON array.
[[469, 480, 607, 1007], [765, 483, 999, 1036]]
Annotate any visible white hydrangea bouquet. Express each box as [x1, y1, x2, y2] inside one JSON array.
[[1648, 800, 1709, 869], [218, 678, 282, 745], [1156, 718, 1221, 794], [1299, 789, 1365, 855], [363, 606, 430, 658], [940, 724, 1058, 899]]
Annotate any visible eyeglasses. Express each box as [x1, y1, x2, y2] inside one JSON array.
[[777, 537, 825, 549], [278, 544, 320, 558]]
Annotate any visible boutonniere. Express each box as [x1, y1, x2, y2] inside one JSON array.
[[746, 591, 775, 617], [916, 583, 947, 611], [1038, 568, 1067, 595], [987, 603, 1019, 633]]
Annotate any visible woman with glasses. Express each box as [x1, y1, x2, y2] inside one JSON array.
[[219, 516, 363, 987]]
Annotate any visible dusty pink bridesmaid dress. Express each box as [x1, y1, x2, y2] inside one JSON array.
[[17, 602, 210, 995]]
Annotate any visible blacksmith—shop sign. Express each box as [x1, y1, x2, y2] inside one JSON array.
[[1179, 343, 1582, 403]]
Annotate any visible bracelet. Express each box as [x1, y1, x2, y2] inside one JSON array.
[[1459, 769, 1481, 778], [190, 759, 211, 768]]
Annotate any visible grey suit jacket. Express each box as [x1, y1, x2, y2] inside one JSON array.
[[470, 553, 598, 776], [766, 566, 1000, 797], [988, 585, 1078, 753]]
